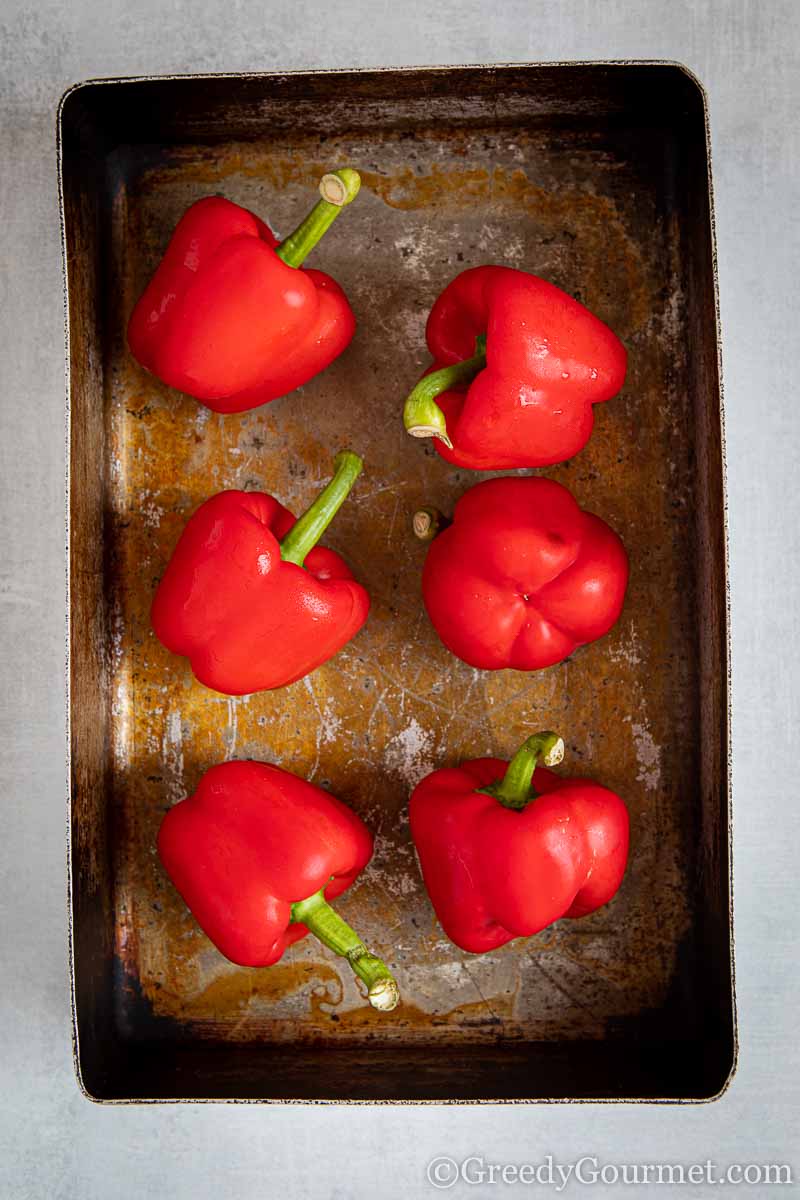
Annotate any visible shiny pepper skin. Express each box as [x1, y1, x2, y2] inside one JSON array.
[[158, 760, 400, 1010], [128, 175, 359, 413], [409, 734, 630, 954], [151, 452, 369, 695], [159, 760, 373, 966], [404, 265, 627, 468], [419, 476, 628, 671]]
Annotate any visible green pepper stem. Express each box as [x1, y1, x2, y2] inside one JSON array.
[[280, 450, 363, 568], [480, 731, 565, 811], [275, 169, 361, 268], [403, 333, 487, 449], [412, 507, 448, 542], [291, 887, 399, 1012]]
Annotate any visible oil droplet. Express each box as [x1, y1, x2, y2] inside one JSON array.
[[561, 371, 570, 379], [590, 367, 598, 380]]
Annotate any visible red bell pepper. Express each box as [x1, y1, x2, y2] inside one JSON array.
[[410, 731, 629, 953], [403, 265, 627, 468], [151, 450, 369, 695], [413, 476, 628, 671], [128, 169, 361, 413], [159, 759, 399, 1010]]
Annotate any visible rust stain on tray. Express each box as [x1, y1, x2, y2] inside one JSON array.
[[107, 125, 696, 1045]]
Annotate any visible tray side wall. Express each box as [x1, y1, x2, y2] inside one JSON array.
[[62, 102, 119, 1099], [684, 98, 735, 1093]]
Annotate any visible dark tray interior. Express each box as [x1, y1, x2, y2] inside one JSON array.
[[61, 63, 732, 1102]]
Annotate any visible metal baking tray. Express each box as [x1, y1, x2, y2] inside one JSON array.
[[60, 63, 733, 1103]]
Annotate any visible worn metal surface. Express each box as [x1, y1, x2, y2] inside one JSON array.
[[111, 127, 694, 1044], [64, 65, 730, 1100]]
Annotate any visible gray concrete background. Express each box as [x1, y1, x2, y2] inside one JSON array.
[[1, 1, 798, 1196]]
